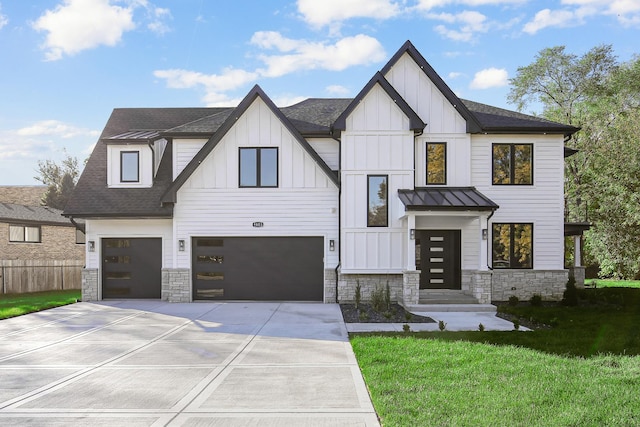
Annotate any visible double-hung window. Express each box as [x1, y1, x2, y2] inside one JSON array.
[[9, 225, 41, 243], [367, 175, 388, 227], [426, 142, 446, 185], [492, 223, 533, 269], [239, 147, 278, 188], [492, 144, 533, 185], [120, 151, 140, 183]]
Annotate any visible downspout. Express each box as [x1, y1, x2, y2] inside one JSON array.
[[486, 209, 496, 270]]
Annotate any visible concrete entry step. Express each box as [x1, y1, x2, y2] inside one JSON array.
[[419, 289, 480, 304]]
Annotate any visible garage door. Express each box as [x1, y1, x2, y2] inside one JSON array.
[[102, 238, 162, 299], [192, 237, 324, 301]]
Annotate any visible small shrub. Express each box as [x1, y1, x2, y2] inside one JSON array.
[[359, 311, 369, 322], [404, 311, 413, 322], [371, 286, 385, 312], [385, 281, 391, 311], [530, 294, 543, 307], [355, 281, 361, 310], [562, 276, 579, 306], [478, 323, 485, 332], [438, 320, 447, 331], [383, 311, 393, 320], [508, 295, 519, 306], [513, 318, 520, 330], [402, 324, 411, 333]]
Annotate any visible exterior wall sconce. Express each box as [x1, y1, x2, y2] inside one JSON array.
[[329, 239, 335, 251], [178, 239, 185, 251], [482, 229, 488, 240], [410, 229, 415, 240], [88, 241, 95, 252]]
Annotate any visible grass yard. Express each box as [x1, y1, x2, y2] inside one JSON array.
[[585, 278, 640, 288], [0, 290, 81, 319], [351, 287, 640, 426]]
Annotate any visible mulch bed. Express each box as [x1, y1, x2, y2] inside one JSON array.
[[340, 303, 435, 323]]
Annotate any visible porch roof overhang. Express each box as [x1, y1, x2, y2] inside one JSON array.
[[564, 222, 591, 236], [398, 187, 499, 212]]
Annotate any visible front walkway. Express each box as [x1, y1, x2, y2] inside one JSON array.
[[0, 301, 379, 426]]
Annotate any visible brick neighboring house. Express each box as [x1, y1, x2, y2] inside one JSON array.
[[0, 186, 84, 293]]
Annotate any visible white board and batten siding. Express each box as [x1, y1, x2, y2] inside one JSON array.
[[384, 52, 466, 134], [173, 139, 207, 179], [172, 97, 339, 269], [340, 83, 415, 273], [307, 138, 339, 171], [415, 134, 471, 187], [106, 144, 154, 188], [84, 219, 173, 269], [471, 134, 565, 270]]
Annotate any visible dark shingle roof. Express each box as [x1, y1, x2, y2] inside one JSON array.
[[0, 203, 75, 226], [398, 187, 498, 211]]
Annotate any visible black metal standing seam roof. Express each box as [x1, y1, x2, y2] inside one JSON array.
[[0, 203, 76, 226], [398, 187, 499, 211]]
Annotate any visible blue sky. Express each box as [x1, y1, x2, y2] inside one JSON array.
[[1, 0, 639, 185]]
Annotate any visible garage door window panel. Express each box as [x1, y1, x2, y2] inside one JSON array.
[[239, 147, 278, 188]]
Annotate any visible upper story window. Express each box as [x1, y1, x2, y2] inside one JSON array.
[[120, 151, 140, 183], [367, 175, 388, 227], [239, 147, 278, 188], [492, 223, 533, 269], [426, 142, 446, 185], [9, 224, 41, 243], [492, 144, 533, 185]]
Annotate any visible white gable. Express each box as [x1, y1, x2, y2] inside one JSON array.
[[346, 84, 411, 132], [384, 52, 466, 134]]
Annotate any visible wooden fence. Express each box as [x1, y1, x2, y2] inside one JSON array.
[[0, 260, 83, 294]]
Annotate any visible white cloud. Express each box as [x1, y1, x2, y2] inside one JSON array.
[[32, 0, 136, 61], [17, 120, 99, 139], [297, 0, 401, 28], [415, 0, 527, 11], [147, 7, 172, 35], [326, 85, 351, 96], [429, 10, 489, 41], [522, 8, 584, 34], [272, 95, 307, 107], [251, 32, 386, 77], [448, 72, 464, 79], [0, 3, 8, 30], [470, 67, 508, 89]]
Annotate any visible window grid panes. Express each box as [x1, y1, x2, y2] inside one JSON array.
[[426, 142, 446, 185], [492, 223, 533, 269], [121, 151, 140, 183], [492, 144, 533, 185], [367, 175, 388, 227], [239, 147, 278, 188]]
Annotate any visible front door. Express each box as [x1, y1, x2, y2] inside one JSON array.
[[416, 230, 461, 289]]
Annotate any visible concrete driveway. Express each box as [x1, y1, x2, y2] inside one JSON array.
[[0, 301, 379, 426]]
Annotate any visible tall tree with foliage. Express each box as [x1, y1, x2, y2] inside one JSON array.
[[34, 152, 80, 210], [508, 45, 640, 278]]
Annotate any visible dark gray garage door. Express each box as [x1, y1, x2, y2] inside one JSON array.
[[102, 238, 162, 299], [192, 237, 324, 301]]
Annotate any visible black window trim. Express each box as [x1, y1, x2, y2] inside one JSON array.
[[492, 222, 534, 269], [426, 141, 447, 185], [491, 143, 534, 186], [238, 147, 279, 188], [120, 150, 140, 183], [8, 224, 42, 243], [367, 174, 389, 228]]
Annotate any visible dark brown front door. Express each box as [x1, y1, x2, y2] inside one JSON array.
[[102, 238, 162, 298], [192, 237, 324, 301], [416, 230, 461, 289]]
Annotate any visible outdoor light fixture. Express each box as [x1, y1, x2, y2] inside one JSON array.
[[410, 229, 415, 240], [329, 239, 335, 251], [482, 229, 488, 240], [178, 239, 185, 251], [88, 241, 95, 252]]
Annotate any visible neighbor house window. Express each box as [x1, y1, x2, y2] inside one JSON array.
[[239, 147, 278, 187], [120, 151, 140, 182], [492, 144, 533, 185], [367, 175, 388, 227], [426, 142, 446, 185], [9, 225, 41, 243], [492, 223, 533, 269]]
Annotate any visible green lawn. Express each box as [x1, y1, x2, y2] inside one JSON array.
[[0, 290, 81, 319], [585, 278, 640, 288], [351, 287, 640, 426]]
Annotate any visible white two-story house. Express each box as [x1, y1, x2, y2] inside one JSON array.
[[64, 41, 578, 305]]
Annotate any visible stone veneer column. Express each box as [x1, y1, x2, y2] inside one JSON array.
[[569, 266, 586, 288], [81, 268, 98, 301], [161, 268, 191, 302], [324, 269, 337, 303], [402, 270, 420, 306], [471, 271, 493, 304]]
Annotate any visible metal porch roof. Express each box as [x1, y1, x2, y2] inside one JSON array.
[[398, 187, 499, 211]]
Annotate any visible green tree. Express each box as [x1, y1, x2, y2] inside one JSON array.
[[508, 45, 640, 278], [34, 152, 81, 210]]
